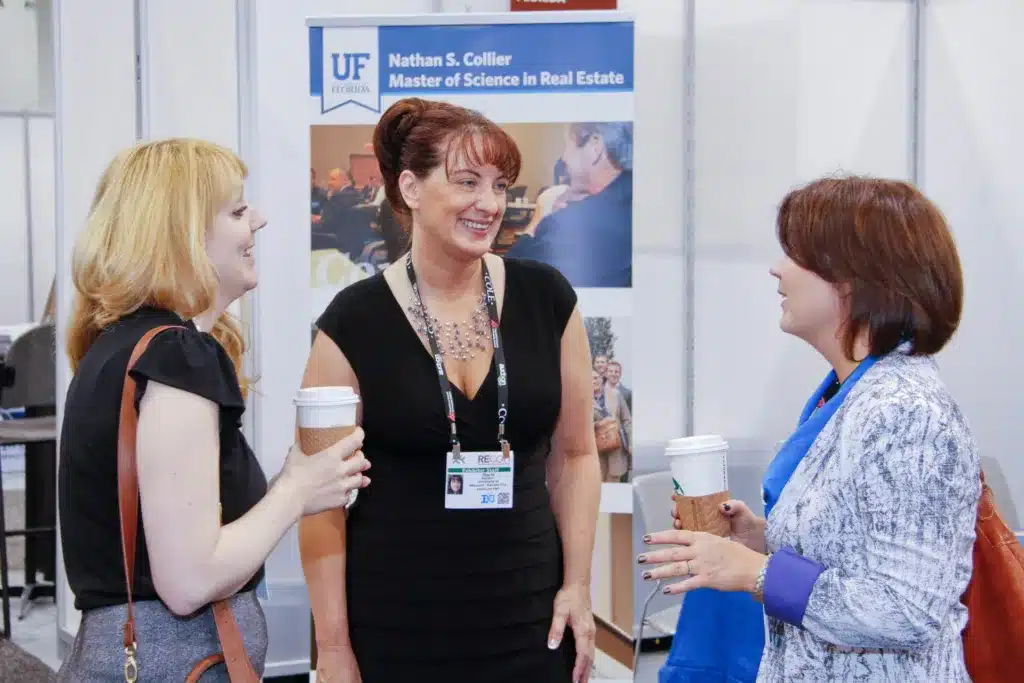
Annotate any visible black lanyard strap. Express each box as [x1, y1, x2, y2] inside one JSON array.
[[406, 254, 510, 457]]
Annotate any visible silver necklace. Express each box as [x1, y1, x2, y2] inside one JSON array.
[[407, 292, 490, 361]]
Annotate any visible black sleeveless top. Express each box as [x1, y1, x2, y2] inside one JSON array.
[[59, 308, 267, 611], [316, 258, 578, 683]]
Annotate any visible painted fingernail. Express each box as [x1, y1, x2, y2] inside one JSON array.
[[642, 571, 652, 580], [662, 586, 672, 594], [636, 555, 646, 564], [722, 503, 731, 511], [643, 534, 651, 543], [548, 640, 559, 650]]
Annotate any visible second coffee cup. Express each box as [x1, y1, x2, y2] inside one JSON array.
[[665, 435, 731, 537], [294, 386, 361, 456]]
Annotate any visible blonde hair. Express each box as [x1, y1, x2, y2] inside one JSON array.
[[67, 138, 249, 390]]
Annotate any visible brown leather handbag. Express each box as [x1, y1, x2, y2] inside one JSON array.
[[117, 326, 259, 682], [960, 470, 1024, 682], [594, 416, 622, 454]]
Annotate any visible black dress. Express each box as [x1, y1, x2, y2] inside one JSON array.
[[316, 258, 578, 683]]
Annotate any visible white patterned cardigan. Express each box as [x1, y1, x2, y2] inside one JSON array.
[[757, 349, 980, 682]]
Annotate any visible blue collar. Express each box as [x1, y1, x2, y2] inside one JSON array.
[[762, 354, 879, 514]]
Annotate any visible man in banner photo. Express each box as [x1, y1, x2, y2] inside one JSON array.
[[505, 120, 633, 288], [308, 19, 634, 305]]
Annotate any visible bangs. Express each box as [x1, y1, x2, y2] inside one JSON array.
[[443, 124, 521, 184], [776, 181, 838, 279], [201, 150, 248, 207]]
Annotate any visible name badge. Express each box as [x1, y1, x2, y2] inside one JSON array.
[[445, 450, 514, 510]]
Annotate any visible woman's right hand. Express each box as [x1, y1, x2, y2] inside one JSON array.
[[670, 498, 766, 553], [279, 428, 370, 516], [315, 646, 362, 683]]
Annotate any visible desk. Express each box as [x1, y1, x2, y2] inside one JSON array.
[[16, 406, 57, 588], [0, 408, 57, 637]]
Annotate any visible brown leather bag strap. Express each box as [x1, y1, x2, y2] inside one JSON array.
[[212, 600, 259, 677], [117, 324, 259, 682], [118, 325, 179, 653]]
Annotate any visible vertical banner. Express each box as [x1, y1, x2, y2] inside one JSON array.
[[307, 13, 635, 488]]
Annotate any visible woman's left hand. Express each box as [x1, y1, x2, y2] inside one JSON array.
[[548, 583, 595, 683], [638, 530, 768, 596]]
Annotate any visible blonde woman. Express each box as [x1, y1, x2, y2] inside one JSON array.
[[56, 139, 370, 681]]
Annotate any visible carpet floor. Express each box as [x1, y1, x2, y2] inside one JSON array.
[[0, 639, 57, 682]]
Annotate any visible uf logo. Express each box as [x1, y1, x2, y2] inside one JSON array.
[[331, 52, 371, 81]]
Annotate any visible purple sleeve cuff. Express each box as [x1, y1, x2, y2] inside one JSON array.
[[762, 546, 826, 627]]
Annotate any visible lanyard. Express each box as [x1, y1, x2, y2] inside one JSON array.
[[405, 254, 510, 459]]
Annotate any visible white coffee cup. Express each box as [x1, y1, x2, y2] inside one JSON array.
[[294, 386, 362, 509], [293, 386, 360, 430], [665, 435, 729, 497]]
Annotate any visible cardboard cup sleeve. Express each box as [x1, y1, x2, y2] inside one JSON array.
[[673, 491, 732, 537], [298, 425, 356, 457]]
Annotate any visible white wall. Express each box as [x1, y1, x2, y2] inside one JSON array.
[[0, 115, 34, 323], [0, 1, 41, 110], [53, 0, 138, 645], [692, 0, 914, 498], [0, 1, 56, 324], [138, 0, 239, 148], [0, 114, 56, 324], [919, 0, 1024, 525], [28, 117, 56, 319], [0, 0, 36, 323], [620, 0, 688, 444]]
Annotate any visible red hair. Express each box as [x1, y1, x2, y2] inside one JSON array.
[[777, 176, 963, 359], [372, 98, 522, 228]]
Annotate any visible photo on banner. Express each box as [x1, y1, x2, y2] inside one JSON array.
[[310, 120, 633, 291], [586, 316, 633, 483]]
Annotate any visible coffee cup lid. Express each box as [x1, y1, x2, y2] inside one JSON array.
[[665, 434, 728, 456], [293, 386, 359, 406]]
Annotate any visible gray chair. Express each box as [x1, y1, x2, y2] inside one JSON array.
[[631, 470, 683, 672], [0, 323, 57, 638]]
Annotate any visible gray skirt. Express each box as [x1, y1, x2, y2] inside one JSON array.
[[56, 591, 268, 682]]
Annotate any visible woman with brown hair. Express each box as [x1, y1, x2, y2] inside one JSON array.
[[644, 176, 978, 682], [56, 139, 370, 680], [299, 98, 601, 683]]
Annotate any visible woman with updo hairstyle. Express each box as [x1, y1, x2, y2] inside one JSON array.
[[298, 98, 602, 682]]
